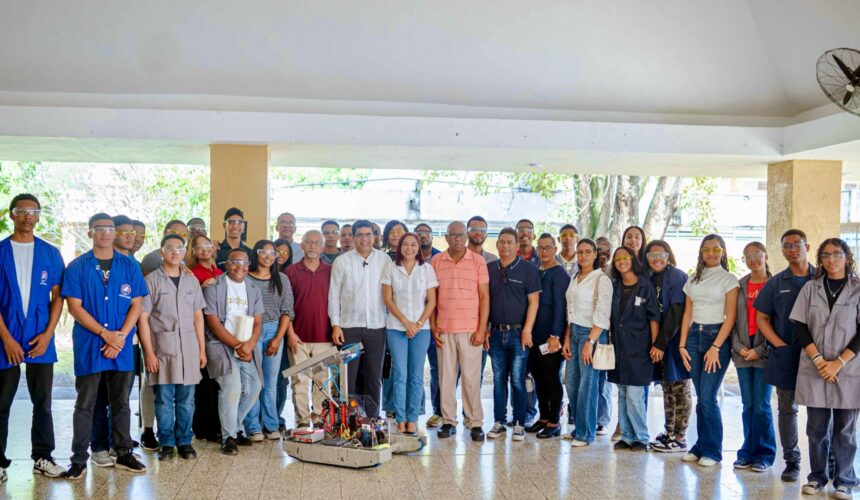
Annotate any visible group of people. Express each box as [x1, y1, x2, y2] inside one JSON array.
[[0, 193, 858, 498]]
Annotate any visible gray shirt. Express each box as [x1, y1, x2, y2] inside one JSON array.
[[142, 267, 206, 385], [203, 274, 264, 379], [140, 249, 162, 276], [248, 273, 295, 324], [291, 241, 304, 262]]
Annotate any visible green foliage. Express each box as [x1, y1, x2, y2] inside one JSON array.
[[271, 166, 371, 189], [0, 162, 66, 245], [680, 177, 718, 236]]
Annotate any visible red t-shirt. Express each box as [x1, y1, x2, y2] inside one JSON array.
[[191, 263, 222, 285], [284, 260, 333, 343], [746, 280, 765, 336]]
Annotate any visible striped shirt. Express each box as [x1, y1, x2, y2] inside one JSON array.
[[248, 273, 295, 324], [431, 249, 489, 334]]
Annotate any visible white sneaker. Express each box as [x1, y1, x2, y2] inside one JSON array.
[[249, 432, 264, 442], [33, 458, 65, 478], [833, 485, 852, 499], [596, 425, 609, 436], [512, 425, 525, 441], [698, 457, 719, 467], [570, 439, 589, 447], [487, 422, 506, 439], [90, 450, 115, 468], [264, 430, 280, 440], [801, 481, 823, 495], [681, 452, 699, 462]]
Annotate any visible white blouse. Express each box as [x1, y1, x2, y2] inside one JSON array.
[[565, 270, 613, 330], [682, 266, 739, 325], [381, 260, 439, 331]]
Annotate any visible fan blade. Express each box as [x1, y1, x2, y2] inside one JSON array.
[[844, 90, 854, 106], [833, 54, 855, 80], [854, 63, 860, 81]]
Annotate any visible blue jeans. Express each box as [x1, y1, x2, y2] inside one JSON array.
[[216, 358, 262, 441], [153, 384, 195, 447], [387, 329, 430, 423], [618, 385, 649, 444], [276, 348, 290, 427], [489, 327, 529, 425], [598, 371, 612, 426], [564, 324, 607, 443], [736, 367, 776, 466], [427, 341, 441, 416], [245, 322, 282, 434], [687, 322, 731, 462]]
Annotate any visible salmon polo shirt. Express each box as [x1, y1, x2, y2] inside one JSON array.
[[431, 249, 489, 334]]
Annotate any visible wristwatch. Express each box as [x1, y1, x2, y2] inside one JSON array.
[[588, 338, 598, 346]]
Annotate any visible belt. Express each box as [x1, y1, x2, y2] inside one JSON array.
[[492, 323, 522, 331]]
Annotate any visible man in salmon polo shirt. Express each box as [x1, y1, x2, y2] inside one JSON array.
[[430, 221, 490, 442]]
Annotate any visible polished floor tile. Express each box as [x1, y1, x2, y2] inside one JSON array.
[[0, 385, 857, 499]]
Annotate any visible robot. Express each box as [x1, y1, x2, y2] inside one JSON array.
[[281, 343, 426, 468]]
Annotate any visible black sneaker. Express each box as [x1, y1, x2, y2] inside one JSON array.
[[781, 461, 800, 482], [613, 440, 631, 450], [470, 427, 485, 441], [114, 451, 146, 473], [651, 437, 687, 453], [652, 433, 670, 445], [630, 441, 649, 452], [525, 421, 546, 433], [157, 446, 174, 461], [221, 437, 238, 455], [140, 428, 159, 451], [64, 463, 87, 480], [177, 445, 197, 460], [437, 424, 457, 438], [235, 432, 252, 446]]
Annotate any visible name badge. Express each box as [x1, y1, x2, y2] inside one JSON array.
[[635, 296, 644, 306]]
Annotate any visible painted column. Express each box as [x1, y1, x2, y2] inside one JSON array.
[[209, 144, 270, 245], [766, 160, 842, 270]]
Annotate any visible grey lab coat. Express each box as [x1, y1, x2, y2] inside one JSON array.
[[142, 267, 206, 385], [789, 276, 860, 409], [202, 274, 264, 380], [731, 274, 769, 369]]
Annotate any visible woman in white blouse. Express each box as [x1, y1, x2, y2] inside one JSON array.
[[382, 232, 438, 434], [562, 239, 613, 447], [678, 234, 739, 467]]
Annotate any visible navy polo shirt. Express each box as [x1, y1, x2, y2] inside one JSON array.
[[488, 256, 541, 326], [753, 264, 815, 390], [215, 240, 252, 272]]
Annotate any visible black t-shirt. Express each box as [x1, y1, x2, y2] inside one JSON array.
[[97, 258, 113, 286], [824, 276, 847, 311], [620, 282, 636, 312], [169, 276, 181, 288]]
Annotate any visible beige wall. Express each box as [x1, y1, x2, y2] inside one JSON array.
[[209, 144, 270, 245], [766, 160, 842, 270]]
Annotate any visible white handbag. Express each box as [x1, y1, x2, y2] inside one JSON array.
[[590, 276, 615, 371]]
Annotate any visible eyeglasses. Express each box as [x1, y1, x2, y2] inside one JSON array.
[[225, 219, 245, 226], [446, 232, 466, 239], [162, 246, 187, 254], [700, 247, 723, 255], [389, 228, 405, 236], [278, 221, 296, 227], [277, 248, 291, 256], [116, 230, 137, 237], [188, 224, 206, 232], [303, 241, 322, 247], [194, 243, 214, 250], [322, 230, 339, 236], [742, 252, 764, 263], [782, 242, 806, 251], [647, 252, 669, 260], [468, 227, 488, 234], [226, 259, 249, 265], [91, 226, 116, 234], [613, 256, 632, 263], [11, 208, 41, 217], [354, 232, 373, 240], [821, 252, 846, 261], [559, 231, 578, 238], [372, 229, 381, 236], [500, 265, 508, 284], [536, 245, 556, 252], [165, 229, 189, 239], [516, 227, 534, 234], [256, 249, 277, 257], [415, 230, 432, 236]]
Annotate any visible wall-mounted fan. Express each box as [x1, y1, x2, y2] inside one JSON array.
[[817, 48, 860, 116]]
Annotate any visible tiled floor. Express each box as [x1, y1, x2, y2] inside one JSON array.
[[0, 386, 853, 499]]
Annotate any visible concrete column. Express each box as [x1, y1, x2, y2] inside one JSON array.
[[766, 160, 842, 270], [209, 144, 270, 245]]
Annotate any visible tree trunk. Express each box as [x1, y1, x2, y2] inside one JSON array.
[[643, 176, 681, 240], [594, 176, 617, 239], [608, 175, 639, 247], [574, 174, 593, 237]]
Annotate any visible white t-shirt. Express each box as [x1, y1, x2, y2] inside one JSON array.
[[224, 278, 249, 337], [682, 266, 739, 324], [11, 241, 34, 317]]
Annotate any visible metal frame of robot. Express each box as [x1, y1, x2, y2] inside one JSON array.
[[280, 342, 426, 468]]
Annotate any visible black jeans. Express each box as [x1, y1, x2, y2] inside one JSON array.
[[529, 345, 563, 425], [342, 328, 386, 418], [71, 370, 133, 465], [0, 364, 56, 466]]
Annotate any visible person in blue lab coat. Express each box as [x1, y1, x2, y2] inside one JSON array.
[[61, 213, 149, 480], [607, 247, 660, 451], [0, 194, 67, 481]]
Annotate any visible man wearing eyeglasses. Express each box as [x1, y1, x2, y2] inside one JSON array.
[[186, 218, 207, 240], [62, 213, 148, 479], [485, 228, 541, 442], [216, 208, 253, 273], [0, 194, 66, 481], [329, 220, 388, 417], [141, 219, 190, 277], [431, 221, 490, 441], [515, 219, 540, 267], [466, 215, 498, 263], [414, 223, 441, 262], [753, 229, 817, 482], [203, 248, 263, 455], [320, 220, 342, 265], [556, 224, 580, 277], [276, 212, 303, 262]]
